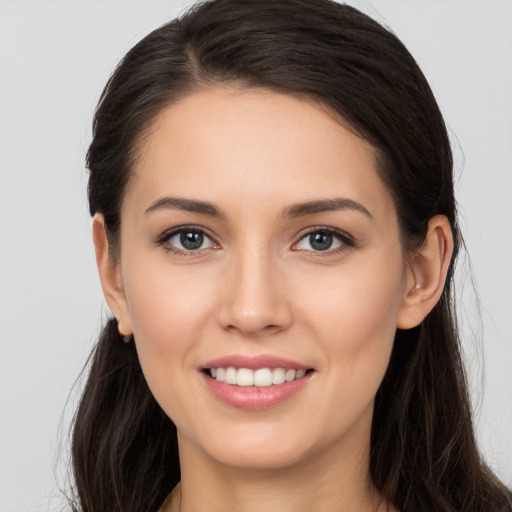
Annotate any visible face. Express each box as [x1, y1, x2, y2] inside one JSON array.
[[111, 88, 414, 470]]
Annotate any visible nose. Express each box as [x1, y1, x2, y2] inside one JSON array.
[[217, 245, 293, 337]]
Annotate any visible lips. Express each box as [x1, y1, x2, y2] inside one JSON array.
[[201, 354, 314, 409]]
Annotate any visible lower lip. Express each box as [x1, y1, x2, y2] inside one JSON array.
[[202, 372, 312, 410]]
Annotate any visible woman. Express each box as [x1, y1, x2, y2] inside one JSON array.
[[71, 0, 512, 511]]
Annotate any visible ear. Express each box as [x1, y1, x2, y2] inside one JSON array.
[[397, 214, 454, 330], [92, 214, 133, 337]]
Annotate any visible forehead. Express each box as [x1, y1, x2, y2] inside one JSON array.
[[125, 87, 395, 222]]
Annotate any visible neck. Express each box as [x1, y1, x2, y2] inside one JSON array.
[[164, 418, 393, 512]]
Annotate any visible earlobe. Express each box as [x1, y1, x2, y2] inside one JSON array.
[[397, 215, 454, 330], [92, 214, 133, 337]]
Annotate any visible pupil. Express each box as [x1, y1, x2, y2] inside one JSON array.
[[310, 232, 332, 251], [180, 231, 203, 250]]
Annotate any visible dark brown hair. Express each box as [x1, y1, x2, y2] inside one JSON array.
[[72, 1, 512, 511]]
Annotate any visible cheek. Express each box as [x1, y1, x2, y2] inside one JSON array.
[[302, 250, 404, 334], [121, 260, 217, 406], [124, 260, 214, 344], [298, 249, 405, 392]]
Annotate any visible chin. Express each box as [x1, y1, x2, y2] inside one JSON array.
[[209, 443, 313, 471], [182, 422, 339, 472]]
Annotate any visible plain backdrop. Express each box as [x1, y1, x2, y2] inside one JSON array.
[[0, 1, 511, 511]]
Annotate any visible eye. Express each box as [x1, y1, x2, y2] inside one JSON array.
[[294, 228, 353, 253], [156, 227, 217, 254]]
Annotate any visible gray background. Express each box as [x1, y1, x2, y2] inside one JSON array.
[[0, 1, 511, 510]]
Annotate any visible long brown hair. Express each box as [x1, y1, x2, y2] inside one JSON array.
[[72, 1, 512, 510]]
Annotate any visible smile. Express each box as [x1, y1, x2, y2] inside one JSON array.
[[201, 355, 314, 410], [207, 367, 309, 387]]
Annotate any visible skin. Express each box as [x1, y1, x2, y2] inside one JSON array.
[[94, 87, 453, 512]]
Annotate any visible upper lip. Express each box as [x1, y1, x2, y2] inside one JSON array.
[[202, 354, 311, 371]]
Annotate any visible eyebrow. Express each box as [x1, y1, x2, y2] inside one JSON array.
[[144, 196, 372, 220], [145, 197, 224, 217], [282, 198, 373, 219]]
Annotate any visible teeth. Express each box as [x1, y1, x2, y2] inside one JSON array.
[[225, 367, 237, 385], [272, 368, 286, 385], [285, 369, 296, 382], [237, 368, 254, 386], [254, 368, 273, 387], [209, 367, 309, 387]]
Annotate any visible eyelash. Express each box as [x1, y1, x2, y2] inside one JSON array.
[[293, 227, 355, 256], [155, 226, 355, 257], [155, 226, 217, 256]]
